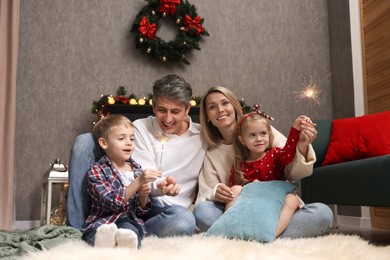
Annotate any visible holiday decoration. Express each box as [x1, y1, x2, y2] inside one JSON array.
[[131, 0, 209, 65], [50, 200, 67, 226], [92, 86, 250, 123], [92, 86, 202, 122], [251, 104, 275, 121]]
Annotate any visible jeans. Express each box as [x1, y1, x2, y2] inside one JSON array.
[[66, 133, 103, 230], [193, 200, 334, 238], [83, 216, 144, 247], [144, 198, 196, 237], [193, 201, 225, 232]]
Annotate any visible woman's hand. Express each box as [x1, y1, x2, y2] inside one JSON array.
[[215, 183, 235, 203]]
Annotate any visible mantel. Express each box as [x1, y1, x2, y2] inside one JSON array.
[[107, 104, 200, 123]]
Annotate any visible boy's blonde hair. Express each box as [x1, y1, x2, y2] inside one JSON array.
[[92, 114, 133, 140], [232, 114, 274, 185]]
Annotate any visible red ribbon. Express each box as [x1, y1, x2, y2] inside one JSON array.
[[159, 0, 180, 15], [138, 16, 157, 40], [184, 15, 204, 35]]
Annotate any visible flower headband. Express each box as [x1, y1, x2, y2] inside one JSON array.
[[238, 104, 274, 130]]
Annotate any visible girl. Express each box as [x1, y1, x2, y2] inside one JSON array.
[[226, 106, 311, 237]]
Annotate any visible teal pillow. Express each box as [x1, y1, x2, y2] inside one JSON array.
[[205, 181, 295, 243]]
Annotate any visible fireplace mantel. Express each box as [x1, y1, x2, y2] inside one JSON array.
[[107, 104, 200, 123]]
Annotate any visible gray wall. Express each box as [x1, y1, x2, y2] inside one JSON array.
[[328, 0, 355, 119], [16, 0, 337, 221], [327, 0, 359, 217]]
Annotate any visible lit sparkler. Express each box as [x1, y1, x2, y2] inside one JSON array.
[[295, 74, 330, 106], [159, 134, 169, 171], [297, 82, 321, 105]]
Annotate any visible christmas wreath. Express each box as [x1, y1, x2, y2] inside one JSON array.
[[130, 0, 209, 65]]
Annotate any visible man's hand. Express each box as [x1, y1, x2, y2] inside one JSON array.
[[157, 176, 181, 196]]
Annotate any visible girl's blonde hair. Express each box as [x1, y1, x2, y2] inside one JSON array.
[[200, 86, 243, 147], [232, 114, 274, 185], [93, 114, 133, 140]]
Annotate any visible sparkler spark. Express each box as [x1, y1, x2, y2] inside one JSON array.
[[298, 82, 321, 105], [295, 75, 329, 106]]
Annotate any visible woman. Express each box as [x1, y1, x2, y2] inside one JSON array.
[[193, 86, 333, 238]]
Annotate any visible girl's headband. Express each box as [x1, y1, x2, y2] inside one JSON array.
[[238, 104, 274, 130]]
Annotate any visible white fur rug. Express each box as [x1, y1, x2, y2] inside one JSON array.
[[24, 234, 390, 260]]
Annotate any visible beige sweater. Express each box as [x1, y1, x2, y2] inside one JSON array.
[[195, 126, 316, 203]]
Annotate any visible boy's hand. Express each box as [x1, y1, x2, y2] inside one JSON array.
[[139, 169, 162, 184], [138, 183, 151, 198], [157, 176, 181, 196]]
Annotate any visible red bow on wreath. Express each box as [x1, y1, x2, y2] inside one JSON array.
[[184, 15, 205, 35], [159, 0, 180, 16], [138, 16, 157, 40]]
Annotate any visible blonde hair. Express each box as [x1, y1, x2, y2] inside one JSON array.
[[200, 86, 244, 147], [93, 114, 133, 140], [232, 114, 274, 185]]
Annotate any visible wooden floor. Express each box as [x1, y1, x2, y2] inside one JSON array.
[[330, 225, 390, 246]]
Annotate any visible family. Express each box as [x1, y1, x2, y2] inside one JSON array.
[[66, 74, 334, 249]]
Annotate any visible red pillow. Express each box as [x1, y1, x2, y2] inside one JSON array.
[[322, 110, 390, 166]]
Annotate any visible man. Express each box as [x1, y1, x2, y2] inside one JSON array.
[[67, 74, 207, 237]]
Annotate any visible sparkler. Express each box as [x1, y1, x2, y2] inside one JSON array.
[[295, 76, 323, 105], [296, 74, 331, 106], [159, 134, 169, 172]]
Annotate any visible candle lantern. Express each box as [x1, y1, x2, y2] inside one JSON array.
[[40, 159, 69, 226]]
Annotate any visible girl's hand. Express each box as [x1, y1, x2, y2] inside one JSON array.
[[215, 183, 235, 203], [297, 117, 317, 158], [298, 118, 317, 145], [293, 115, 316, 131]]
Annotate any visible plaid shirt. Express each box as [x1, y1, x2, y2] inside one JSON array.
[[82, 155, 149, 236]]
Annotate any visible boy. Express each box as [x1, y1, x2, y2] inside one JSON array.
[[82, 115, 161, 248]]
